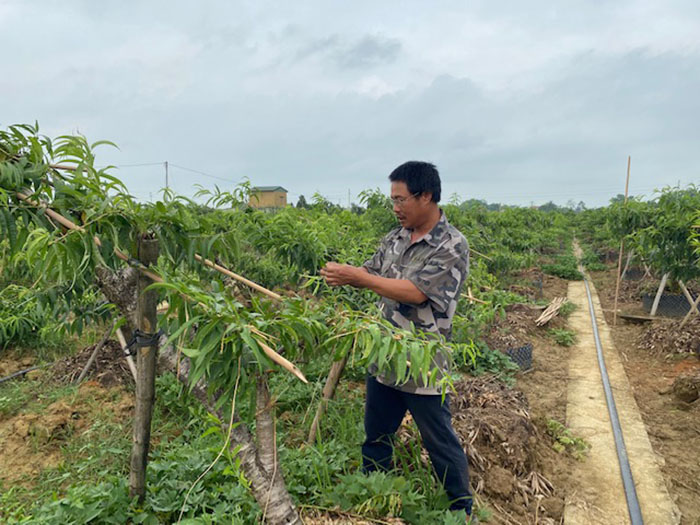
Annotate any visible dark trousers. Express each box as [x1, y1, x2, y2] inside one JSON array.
[[362, 375, 472, 514]]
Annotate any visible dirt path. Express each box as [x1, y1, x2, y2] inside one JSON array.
[[564, 279, 680, 524]]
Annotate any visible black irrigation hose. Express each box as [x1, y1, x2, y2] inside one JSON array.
[[0, 363, 51, 385], [582, 274, 644, 525]]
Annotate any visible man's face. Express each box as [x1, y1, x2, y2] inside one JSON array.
[[391, 181, 431, 229]]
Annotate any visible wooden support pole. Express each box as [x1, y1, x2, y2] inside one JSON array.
[[194, 254, 281, 302], [116, 327, 139, 382], [678, 281, 700, 328], [620, 251, 634, 280], [307, 356, 348, 444], [129, 235, 160, 502], [75, 321, 116, 384], [678, 281, 700, 315], [613, 156, 631, 326], [679, 295, 700, 328], [470, 248, 492, 261], [650, 273, 669, 317]]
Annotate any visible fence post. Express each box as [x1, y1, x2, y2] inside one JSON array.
[[129, 234, 160, 502]]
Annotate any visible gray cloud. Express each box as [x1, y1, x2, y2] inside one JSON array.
[[292, 33, 402, 70], [1, 1, 699, 206], [331, 35, 401, 69]]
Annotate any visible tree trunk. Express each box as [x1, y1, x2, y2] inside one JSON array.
[[158, 345, 302, 524], [95, 265, 139, 338], [95, 249, 301, 523], [129, 235, 160, 502], [307, 356, 347, 444]]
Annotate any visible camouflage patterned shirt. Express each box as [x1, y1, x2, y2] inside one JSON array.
[[363, 210, 469, 394]]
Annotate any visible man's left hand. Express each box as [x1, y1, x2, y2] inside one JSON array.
[[320, 262, 365, 287]]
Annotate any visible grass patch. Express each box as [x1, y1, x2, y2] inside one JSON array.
[[546, 419, 590, 460], [548, 328, 577, 347], [542, 255, 583, 280]]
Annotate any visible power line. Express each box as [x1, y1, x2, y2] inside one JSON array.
[[169, 163, 239, 184], [115, 162, 164, 168]]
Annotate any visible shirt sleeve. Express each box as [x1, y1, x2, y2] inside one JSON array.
[[362, 231, 394, 275], [362, 243, 385, 275], [409, 238, 469, 313]]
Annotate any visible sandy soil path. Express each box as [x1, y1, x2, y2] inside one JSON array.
[[564, 279, 680, 525]]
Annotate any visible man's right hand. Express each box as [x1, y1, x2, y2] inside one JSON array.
[[320, 262, 366, 287]]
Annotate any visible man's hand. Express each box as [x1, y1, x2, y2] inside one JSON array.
[[320, 262, 365, 287], [321, 262, 428, 305]]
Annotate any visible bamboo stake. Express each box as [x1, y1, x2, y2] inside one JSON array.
[[613, 156, 631, 326], [462, 288, 488, 305], [620, 251, 634, 280], [307, 355, 347, 444], [116, 327, 138, 381], [678, 281, 700, 328], [470, 248, 492, 261], [75, 321, 116, 384], [194, 254, 281, 302], [650, 273, 669, 317], [14, 191, 306, 383], [535, 297, 568, 326], [678, 281, 700, 316], [255, 339, 308, 384], [679, 295, 700, 328]]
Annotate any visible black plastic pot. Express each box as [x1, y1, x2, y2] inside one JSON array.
[[505, 343, 533, 371], [642, 293, 696, 317]]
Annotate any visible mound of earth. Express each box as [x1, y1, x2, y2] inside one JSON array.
[[398, 376, 571, 523], [52, 339, 133, 387], [638, 316, 700, 356], [597, 275, 651, 306], [483, 303, 539, 351], [670, 371, 700, 404], [510, 268, 569, 302]]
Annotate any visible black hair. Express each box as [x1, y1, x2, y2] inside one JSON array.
[[388, 161, 441, 203]]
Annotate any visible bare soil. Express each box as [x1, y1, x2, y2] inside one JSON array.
[[591, 268, 700, 525], [0, 380, 133, 488], [0, 354, 37, 378]]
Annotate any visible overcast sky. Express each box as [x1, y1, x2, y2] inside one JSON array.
[[2, 1, 699, 206]]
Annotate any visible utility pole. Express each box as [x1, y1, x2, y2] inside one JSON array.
[[164, 161, 169, 189], [348, 189, 351, 208]]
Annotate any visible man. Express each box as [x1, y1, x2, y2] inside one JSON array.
[[320, 161, 475, 522]]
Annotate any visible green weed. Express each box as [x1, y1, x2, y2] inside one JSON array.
[[558, 301, 577, 318], [546, 419, 590, 460], [548, 328, 577, 347]]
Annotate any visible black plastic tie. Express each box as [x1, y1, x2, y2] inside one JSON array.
[[125, 329, 164, 353]]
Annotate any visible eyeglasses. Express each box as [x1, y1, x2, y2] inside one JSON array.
[[390, 192, 421, 207]]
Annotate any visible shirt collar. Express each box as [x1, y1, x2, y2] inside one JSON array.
[[399, 209, 448, 247]]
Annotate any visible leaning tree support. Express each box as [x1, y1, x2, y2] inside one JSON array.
[[75, 320, 118, 385], [129, 235, 159, 501], [678, 280, 700, 327]]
